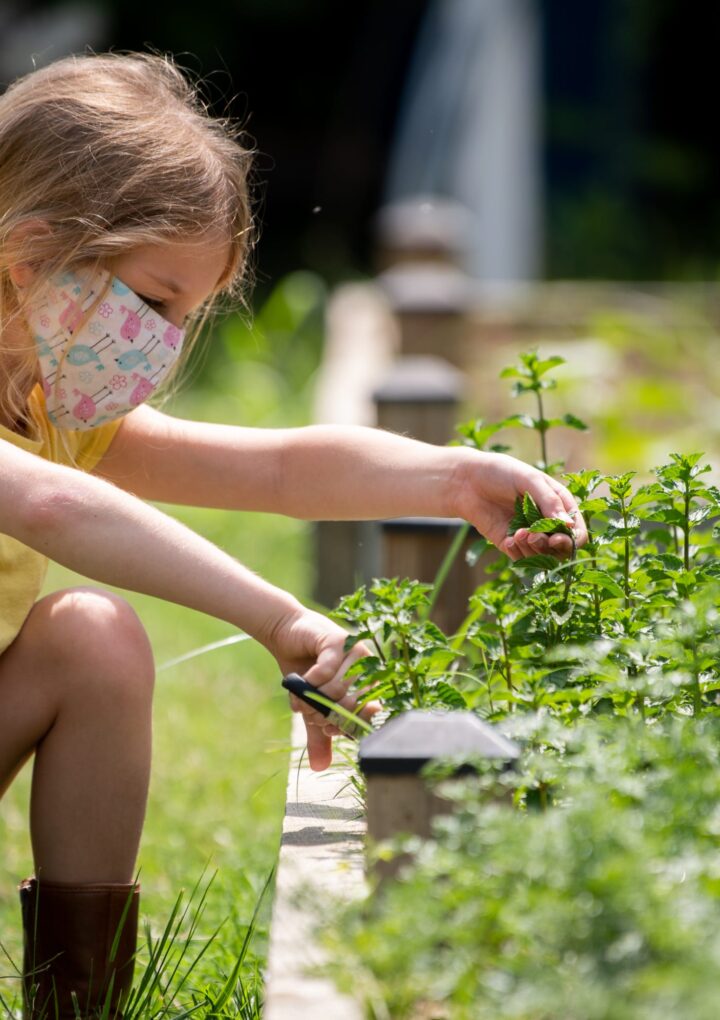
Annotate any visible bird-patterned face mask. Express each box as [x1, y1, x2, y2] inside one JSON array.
[[25, 266, 185, 430]]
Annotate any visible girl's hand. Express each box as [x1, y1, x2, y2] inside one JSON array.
[[265, 606, 379, 771], [452, 450, 588, 561]]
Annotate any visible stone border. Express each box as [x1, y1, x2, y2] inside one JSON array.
[[263, 714, 365, 1020]]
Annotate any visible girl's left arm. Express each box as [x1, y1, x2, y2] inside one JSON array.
[[94, 405, 586, 559]]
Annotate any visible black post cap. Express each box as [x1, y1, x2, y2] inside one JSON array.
[[358, 710, 519, 776]]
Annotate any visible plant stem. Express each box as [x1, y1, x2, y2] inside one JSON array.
[[536, 386, 548, 471], [692, 644, 702, 716], [499, 626, 514, 694], [539, 782, 549, 812], [584, 520, 602, 635], [562, 534, 577, 608], [368, 624, 400, 696], [424, 521, 471, 621], [476, 650, 495, 714], [451, 601, 484, 653], [683, 487, 691, 571], [620, 497, 630, 610], [370, 628, 387, 665], [593, 587, 602, 635], [398, 628, 422, 708], [636, 691, 646, 721]]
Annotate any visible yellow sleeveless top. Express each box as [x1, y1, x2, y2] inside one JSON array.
[[0, 384, 123, 654]]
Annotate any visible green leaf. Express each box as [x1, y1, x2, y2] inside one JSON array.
[[608, 472, 636, 499], [528, 517, 574, 537], [511, 380, 541, 397], [647, 553, 685, 571], [501, 412, 538, 430], [581, 498, 610, 515], [523, 492, 543, 525], [508, 495, 529, 534], [689, 505, 713, 526], [512, 553, 560, 573], [560, 413, 589, 431], [533, 355, 566, 377], [580, 570, 625, 598], [644, 507, 687, 527], [431, 681, 467, 709], [454, 418, 507, 451]]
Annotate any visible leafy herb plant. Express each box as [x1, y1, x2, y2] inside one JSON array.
[[323, 350, 720, 1019], [333, 352, 720, 723]]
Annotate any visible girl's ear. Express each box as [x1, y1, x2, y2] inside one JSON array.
[[7, 220, 53, 289], [8, 262, 35, 289]]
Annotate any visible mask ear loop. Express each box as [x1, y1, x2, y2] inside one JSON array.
[[49, 266, 112, 421]]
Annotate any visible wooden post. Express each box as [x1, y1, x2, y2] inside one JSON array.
[[377, 262, 472, 368], [313, 519, 380, 611], [373, 354, 465, 446], [373, 357, 491, 632], [359, 710, 519, 881], [380, 516, 493, 634]]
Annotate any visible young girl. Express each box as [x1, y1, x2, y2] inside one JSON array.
[[0, 51, 585, 1018]]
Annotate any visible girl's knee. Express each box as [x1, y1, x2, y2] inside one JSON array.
[[28, 588, 155, 703]]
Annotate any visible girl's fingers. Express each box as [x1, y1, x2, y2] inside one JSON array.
[[304, 717, 332, 771], [524, 477, 569, 520], [296, 683, 379, 770], [304, 642, 369, 703], [511, 474, 587, 555], [502, 536, 522, 560], [291, 640, 379, 747], [301, 644, 346, 690], [548, 532, 574, 554], [546, 484, 588, 546], [505, 524, 577, 560], [524, 472, 577, 517], [504, 527, 538, 560]]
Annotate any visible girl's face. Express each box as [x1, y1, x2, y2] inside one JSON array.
[[110, 233, 232, 329]]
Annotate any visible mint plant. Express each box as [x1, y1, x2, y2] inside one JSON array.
[[499, 350, 588, 471], [333, 352, 720, 722], [332, 579, 461, 712], [322, 350, 720, 1017]]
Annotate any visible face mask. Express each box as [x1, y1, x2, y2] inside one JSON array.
[[25, 266, 185, 430]]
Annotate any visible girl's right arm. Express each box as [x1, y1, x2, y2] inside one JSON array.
[[0, 437, 300, 641], [2, 437, 381, 769], [0, 437, 362, 683]]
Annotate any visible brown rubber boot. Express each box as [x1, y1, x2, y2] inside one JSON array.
[[19, 876, 139, 1019]]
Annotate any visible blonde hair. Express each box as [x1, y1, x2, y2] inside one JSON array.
[[0, 51, 255, 427]]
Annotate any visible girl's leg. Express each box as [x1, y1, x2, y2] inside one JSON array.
[[0, 586, 154, 883], [1, 588, 153, 1017]]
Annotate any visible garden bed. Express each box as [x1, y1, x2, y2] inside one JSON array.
[[265, 280, 720, 1018]]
